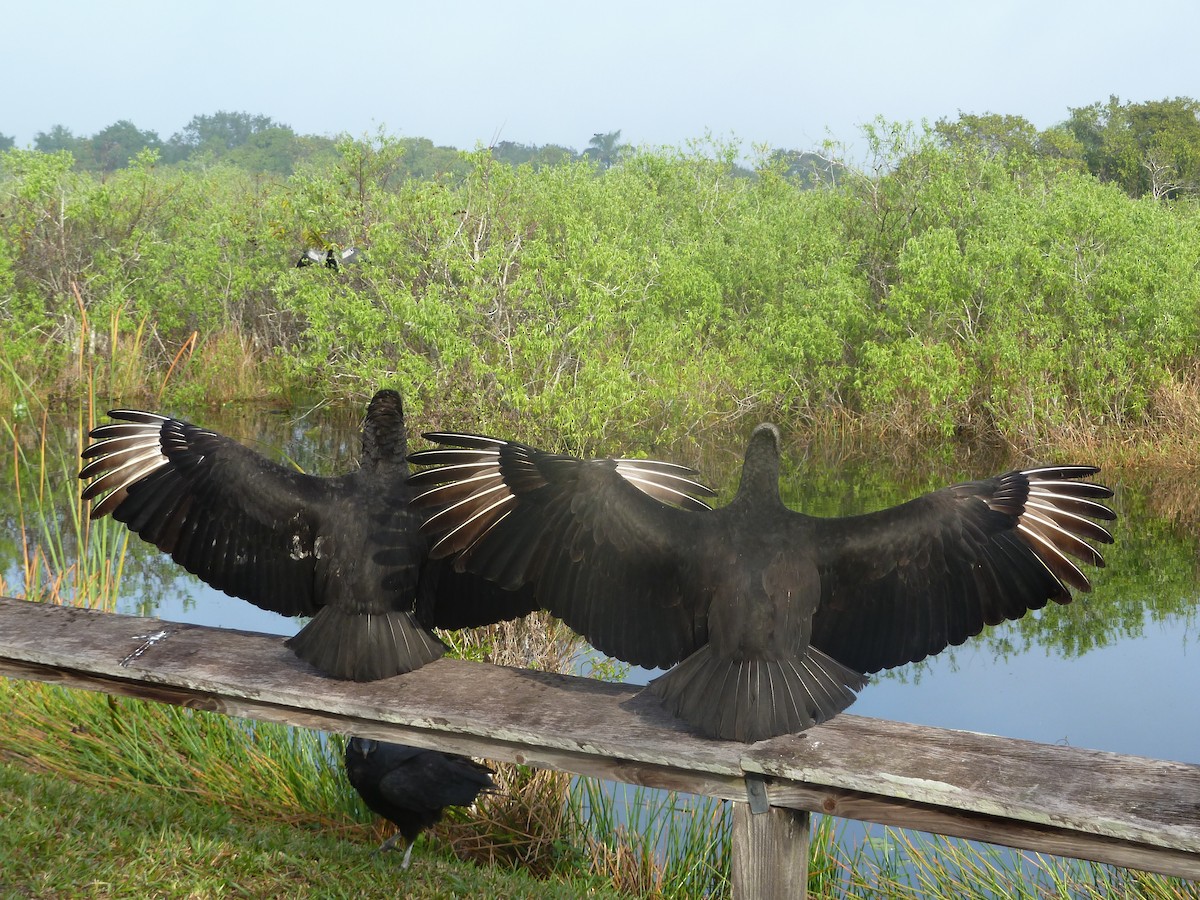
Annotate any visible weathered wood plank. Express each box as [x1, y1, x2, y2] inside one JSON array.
[[760, 781, 1200, 880], [732, 802, 810, 899], [1, 596, 1198, 881], [745, 724, 1200, 865]]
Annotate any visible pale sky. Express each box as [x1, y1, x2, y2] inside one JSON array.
[[6, 1, 1197, 160]]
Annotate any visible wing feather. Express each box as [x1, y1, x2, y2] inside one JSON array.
[[810, 467, 1114, 673], [81, 411, 333, 616], [410, 433, 717, 668]]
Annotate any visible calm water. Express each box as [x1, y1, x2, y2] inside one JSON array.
[[4, 400, 1198, 805]]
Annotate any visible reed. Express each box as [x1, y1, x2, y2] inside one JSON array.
[[2, 387, 128, 610], [828, 826, 1197, 899], [566, 778, 731, 896]]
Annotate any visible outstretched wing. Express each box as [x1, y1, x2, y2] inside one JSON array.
[[80, 410, 336, 617], [809, 466, 1115, 673], [408, 433, 718, 669]]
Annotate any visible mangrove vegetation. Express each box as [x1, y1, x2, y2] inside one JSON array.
[[2, 102, 1200, 459]]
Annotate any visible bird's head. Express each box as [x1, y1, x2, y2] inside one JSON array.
[[346, 736, 379, 761]]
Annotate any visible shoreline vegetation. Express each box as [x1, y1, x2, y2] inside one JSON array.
[[2, 116, 1200, 466], [3, 117, 1200, 896]]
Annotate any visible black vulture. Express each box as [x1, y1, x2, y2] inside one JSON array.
[[344, 736, 495, 867], [296, 246, 359, 270], [78, 389, 543, 681], [408, 423, 1117, 743]]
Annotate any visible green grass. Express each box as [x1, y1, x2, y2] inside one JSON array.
[[0, 678, 621, 899], [566, 778, 731, 895], [0, 760, 620, 899]]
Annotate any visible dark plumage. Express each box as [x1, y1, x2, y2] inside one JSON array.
[[78, 389, 539, 681], [409, 424, 1117, 743], [296, 246, 359, 270], [344, 736, 495, 867]]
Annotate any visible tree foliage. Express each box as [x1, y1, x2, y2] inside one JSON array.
[[934, 112, 1086, 173], [170, 111, 282, 153], [34, 125, 86, 156], [1063, 96, 1200, 199], [764, 149, 846, 187], [90, 120, 163, 172], [491, 141, 578, 169], [15, 95, 1200, 203], [3, 123, 1200, 453], [584, 131, 630, 170]]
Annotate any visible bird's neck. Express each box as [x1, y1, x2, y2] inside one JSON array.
[[361, 409, 407, 466], [733, 425, 784, 508]]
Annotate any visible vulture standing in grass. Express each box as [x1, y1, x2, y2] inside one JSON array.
[[408, 423, 1117, 743], [78, 389, 544, 681], [344, 736, 496, 868]]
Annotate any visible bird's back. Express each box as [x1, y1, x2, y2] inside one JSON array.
[[345, 739, 495, 841]]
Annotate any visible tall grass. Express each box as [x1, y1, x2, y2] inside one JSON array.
[[0, 680, 353, 831], [1, 384, 128, 610], [826, 827, 1197, 899], [567, 779, 731, 896]]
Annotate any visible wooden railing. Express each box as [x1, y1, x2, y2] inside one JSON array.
[[0, 596, 1197, 898]]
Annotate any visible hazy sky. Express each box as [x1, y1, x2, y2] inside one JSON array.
[[7, 1, 1196, 160]]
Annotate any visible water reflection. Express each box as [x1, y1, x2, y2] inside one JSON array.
[[3, 399, 1197, 769]]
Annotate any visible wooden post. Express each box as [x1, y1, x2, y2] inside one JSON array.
[[732, 775, 810, 899]]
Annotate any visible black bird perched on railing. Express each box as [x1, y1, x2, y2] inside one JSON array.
[[77, 389, 542, 681], [409, 424, 1117, 743], [344, 737, 496, 868], [296, 246, 359, 270]]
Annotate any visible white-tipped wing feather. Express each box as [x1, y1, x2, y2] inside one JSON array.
[[411, 433, 716, 562]]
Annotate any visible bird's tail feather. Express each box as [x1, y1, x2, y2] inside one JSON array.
[[645, 644, 868, 743], [286, 607, 446, 681]]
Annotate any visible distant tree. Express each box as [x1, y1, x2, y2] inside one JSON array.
[[225, 125, 303, 175], [293, 133, 341, 168], [492, 140, 577, 168], [491, 141, 536, 166], [935, 113, 1040, 158], [1061, 102, 1105, 177], [1030, 126, 1087, 171], [534, 143, 577, 166], [394, 137, 469, 180], [178, 110, 281, 149], [90, 120, 162, 172], [0, 132, 13, 151], [34, 124, 84, 155], [165, 111, 287, 164], [1126, 97, 1200, 199], [1062, 96, 1200, 199], [584, 130, 629, 169]]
